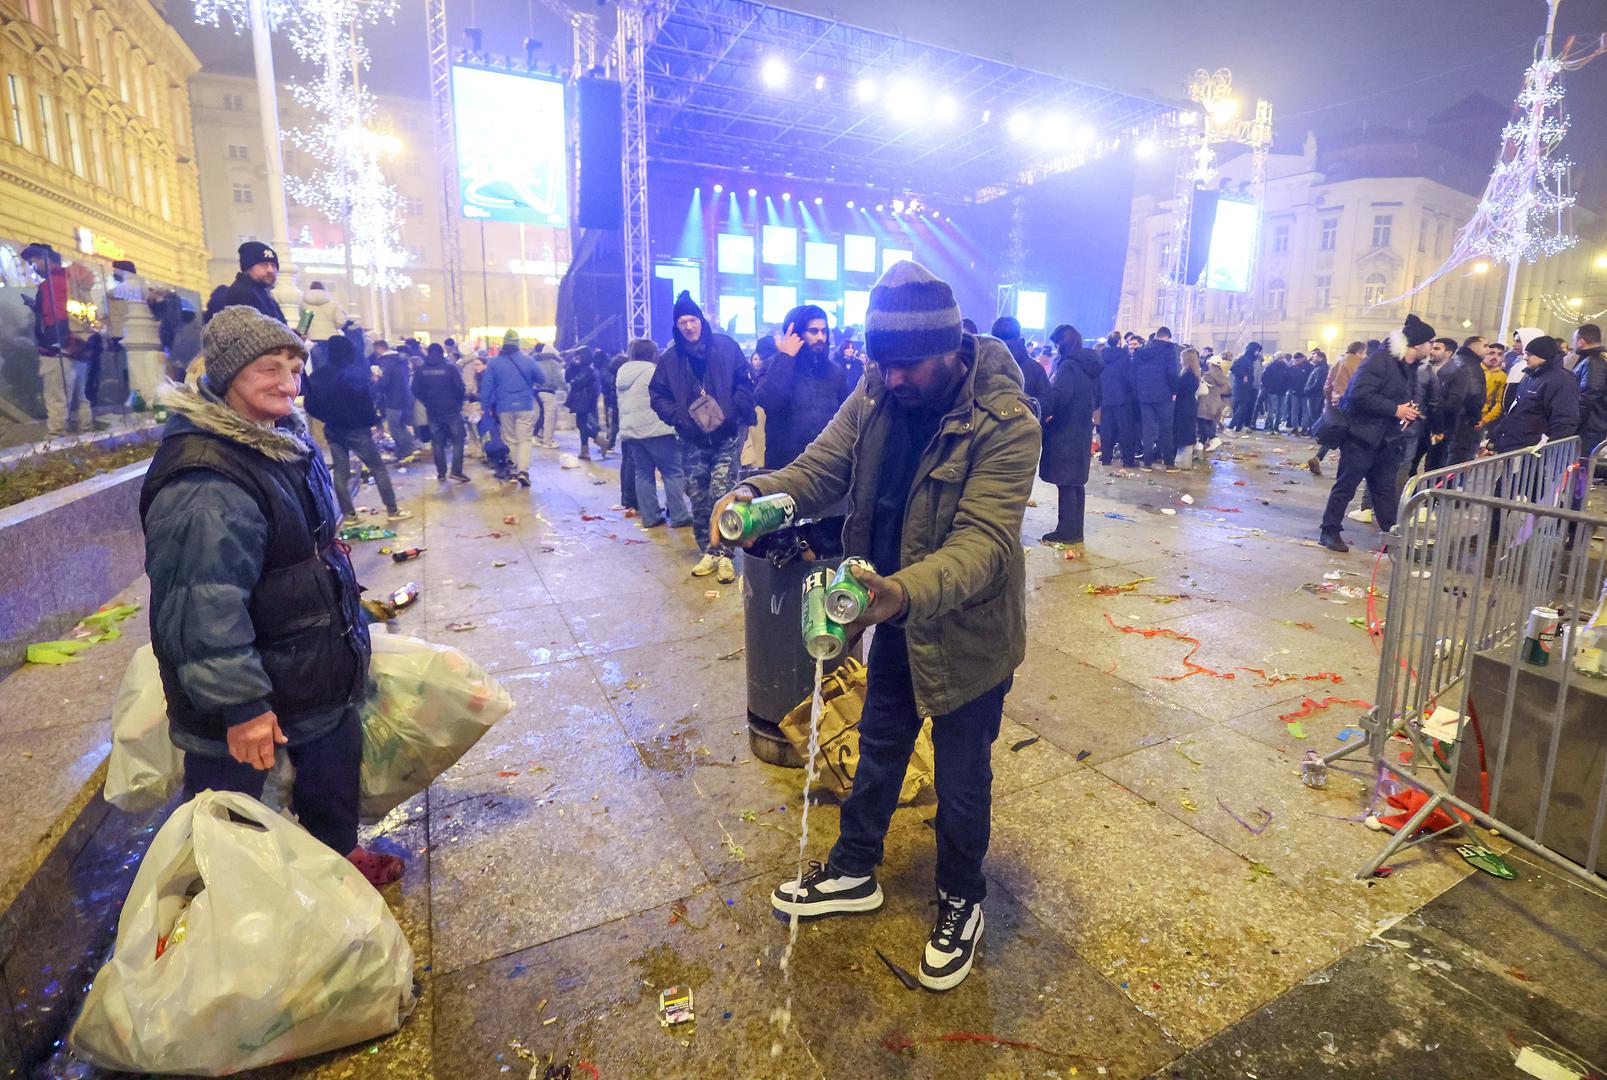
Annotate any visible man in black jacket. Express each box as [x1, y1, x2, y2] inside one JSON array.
[[222, 241, 286, 324], [754, 304, 850, 471], [990, 316, 1051, 412], [1492, 335, 1580, 453], [1441, 343, 1488, 466], [303, 334, 408, 525], [1098, 332, 1137, 466], [1573, 324, 1607, 461], [411, 343, 470, 483], [1318, 315, 1432, 552], [650, 291, 757, 583], [1131, 327, 1180, 467]]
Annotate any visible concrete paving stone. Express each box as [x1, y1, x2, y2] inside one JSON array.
[[430, 886, 823, 1080], [1005, 649, 1215, 765], [725, 827, 1183, 1080], [419, 601, 583, 673], [427, 736, 705, 974], [566, 585, 741, 658], [1226, 694, 1378, 763], [990, 769, 1369, 1045], [589, 633, 749, 737], [0, 722, 113, 894], [537, 549, 670, 608], [1094, 724, 1474, 929]]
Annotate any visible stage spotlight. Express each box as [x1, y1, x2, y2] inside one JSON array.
[[885, 79, 924, 123], [1007, 111, 1032, 139], [846, 200, 856, 209], [935, 95, 957, 122], [1210, 98, 1239, 122], [1039, 112, 1069, 141], [875, 203, 885, 212], [813, 196, 823, 206], [981, 109, 991, 123], [782, 192, 791, 201], [814, 74, 826, 91], [713, 183, 724, 193], [856, 77, 877, 103], [1135, 137, 1156, 158], [761, 56, 788, 89], [1075, 124, 1096, 147], [892, 198, 906, 214], [748, 187, 758, 196], [932, 210, 942, 221]]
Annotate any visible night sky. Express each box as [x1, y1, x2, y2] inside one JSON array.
[[174, 0, 1607, 204]]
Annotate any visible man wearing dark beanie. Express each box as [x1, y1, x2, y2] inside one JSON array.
[[715, 260, 1040, 991], [1490, 334, 1579, 453], [1317, 313, 1433, 552], [223, 240, 287, 324]]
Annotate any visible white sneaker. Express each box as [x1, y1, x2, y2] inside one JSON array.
[[1206, 437, 1223, 451], [386, 509, 414, 522], [920, 892, 984, 991], [771, 861, 883, 918], [716, 555, 736, 583], [1348, 507, 1375, 524], [691, 553, 719, 577]]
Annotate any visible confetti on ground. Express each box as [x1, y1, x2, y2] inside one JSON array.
[[445, 621, 478, 632], [1180, 797, 1198, 812], [1084, 576, 1156, 597], [1102, 512, 1137, 523], [1218, 797, 1274, 835], [1278, 696, 1373, 723], [1285, 722, 1308, 739]]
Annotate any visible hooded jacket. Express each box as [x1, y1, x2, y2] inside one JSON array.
[[1481, 365, 1508, 426], [1493, 353, 1580, 452], [745, 333, 1039, 716], [1199, 362, 1232, 418], [375, 349, 414, 412], [1231, 345, 1262, 395], [1326, 352, 1364, 405], [617, 357, 676, 441], [1574, 344, 1607, 456], [1439, 349, 1487, 440], [1040, 345, 1100, 487], [140, 381, 368, 756], [1131, 338, 1180, 404], [222, 271, 286, 325], [1340, 335, 1417, 450], [1000, 335, 1051, 410], [478, 346, 544, 414], [649, 297, 756, 442], [300, 285, 349, 341], [1098, 345, 1135, 407], [753, 344, 850, 470], [303, 345, 380, 431], [411, 353, 467, 422]]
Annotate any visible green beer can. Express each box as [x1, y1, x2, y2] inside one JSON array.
[[801, 567, 846, 660], [718, 493, 797, 544], [825, 557, 875, 624]]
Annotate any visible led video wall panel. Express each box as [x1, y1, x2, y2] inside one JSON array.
[[452, 66, 568, 226], [718, 233, 756, 275], [804, 241, 839, 281], [1205, 198, 1259, 293], [762, 225, 799, 266], [844, 234, 878, 274]]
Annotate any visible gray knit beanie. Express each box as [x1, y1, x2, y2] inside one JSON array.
[[203, 305, 306, 394], [863, 260, 963, 365]]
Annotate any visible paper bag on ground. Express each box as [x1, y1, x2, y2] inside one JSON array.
[[69, 791, 415, 1075], [778, 657, 934, 805], [359, 633, 514, 820], [104, 645, 184, 812]]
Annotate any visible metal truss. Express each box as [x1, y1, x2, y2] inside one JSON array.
[[639, 0, 1178, 202], [617, 1, 666, 339], [425, 0, 466, 337]]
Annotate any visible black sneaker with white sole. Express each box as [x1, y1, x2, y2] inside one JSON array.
[[919, 891, 984, 991], [771, 861, 883, 918]]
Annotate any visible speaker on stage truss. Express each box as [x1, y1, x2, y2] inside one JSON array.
[[1180, 185, 1220, 288], [577, 76, 624, 231]]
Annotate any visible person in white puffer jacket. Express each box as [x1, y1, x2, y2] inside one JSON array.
[[300, 281, 350, 368]]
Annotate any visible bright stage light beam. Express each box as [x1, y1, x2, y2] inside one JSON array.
[[935, 95, 957, 122], [1007, 112, 1032, 139], [856, 77, 877, 103], [885, 79, 925, 123], [761, 56, 788, 89], [1135, 137, 1156, 158], [1075, 124, 1096, 147], [1039, 113, 1070, 142]]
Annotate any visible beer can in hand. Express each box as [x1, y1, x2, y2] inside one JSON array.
[[825, 557, 875, 624], [802, 567, 846, 660], [718, 493, 797, 544]]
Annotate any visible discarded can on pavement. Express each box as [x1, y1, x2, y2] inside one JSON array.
[[1522, 606, 1561, 666], [1300, 750, 1328, 789], [718, 493, 796, 544], [825, 557, 875, 624], [802, 567, 846, 660], [391, 547, 426, 563]]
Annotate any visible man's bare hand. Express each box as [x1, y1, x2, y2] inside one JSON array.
[[847, 563, 908, 631], [776, 331, 805, 358], [709, 486, 755, 548], [228, 710, 287, 771], [1395, 403, 1422, 421]]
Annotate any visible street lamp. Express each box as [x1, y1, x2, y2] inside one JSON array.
[[1322, 325, 1338, 343], [1473, 260, 1490, 274]]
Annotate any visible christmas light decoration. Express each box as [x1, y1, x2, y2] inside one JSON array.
[[194, 0, 411, 292]]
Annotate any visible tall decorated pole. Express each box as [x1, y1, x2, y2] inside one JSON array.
[[246, 0, 292, 281]]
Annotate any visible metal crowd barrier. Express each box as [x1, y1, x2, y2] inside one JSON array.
[[1349, 437, 1607, 892], [1323, 438, 1583, 767]]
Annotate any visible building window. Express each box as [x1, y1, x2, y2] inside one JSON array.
[[227, 143, 249, 160], [5, 73, 28, 149], [36, 92, 56, 163], [1363, 273, 1388, 306], [1371, 214, 1393, 248], [223, 92, 245, 111], [1417, 218, 1428, 253], [1152, 290, 1167, 319], [1435, 223, 1445, 255], [1318, 218, 1338, 252], [232, 182, 254, 204], [1266, 278, 1286, 315], [50, 0, 68, 48], [63, 108, 84, 176], [404, 197, 424, 216], [1271, 223, 1289, 255], [1314, 274, 1332, 310]]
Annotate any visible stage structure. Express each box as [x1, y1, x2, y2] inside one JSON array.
[[1158, 68, 1274, 345]]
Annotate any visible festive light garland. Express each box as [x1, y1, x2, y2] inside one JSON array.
[[194, 0, 411, 292]]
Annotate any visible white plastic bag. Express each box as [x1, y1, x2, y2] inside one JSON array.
[[104, 645, 183, 812], [70, 790, 415, 1075], [359, 634, 514, 820]]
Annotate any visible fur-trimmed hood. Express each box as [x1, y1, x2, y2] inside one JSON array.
[[1386, 328, 1409, 359], [155, 379, 311, 463]]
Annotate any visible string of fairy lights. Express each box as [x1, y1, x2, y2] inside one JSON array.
[[193, 0, 413, 293]]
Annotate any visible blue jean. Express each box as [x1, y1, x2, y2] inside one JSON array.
[[829, 627, 1009, 901], [1139, 400, 1171, 466], [384, 407, 415, 458], [326, 425, 399, 516], [181, 705, 363, 854], [628, 434, 691, 527], [682, 429, 744, 553], [428, 413, 466, 477]]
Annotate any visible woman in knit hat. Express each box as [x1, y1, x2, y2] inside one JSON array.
[[140, 306, 403, 887]]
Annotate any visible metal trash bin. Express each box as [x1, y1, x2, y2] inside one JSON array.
[[740, 515, 849, 767]]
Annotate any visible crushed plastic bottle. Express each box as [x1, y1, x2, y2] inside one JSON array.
[[1300, 750, 1328, 789]]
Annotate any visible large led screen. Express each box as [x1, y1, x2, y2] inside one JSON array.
[[1204, 198, 1258, 293], [452, 66, 569, 226]]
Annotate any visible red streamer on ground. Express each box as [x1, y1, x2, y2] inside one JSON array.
[[1104, 614, 1346, 686], [1278, 696, 1372, 723], [577, 1063, 599, 1079], [881, 1031, 1051, 1054]]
